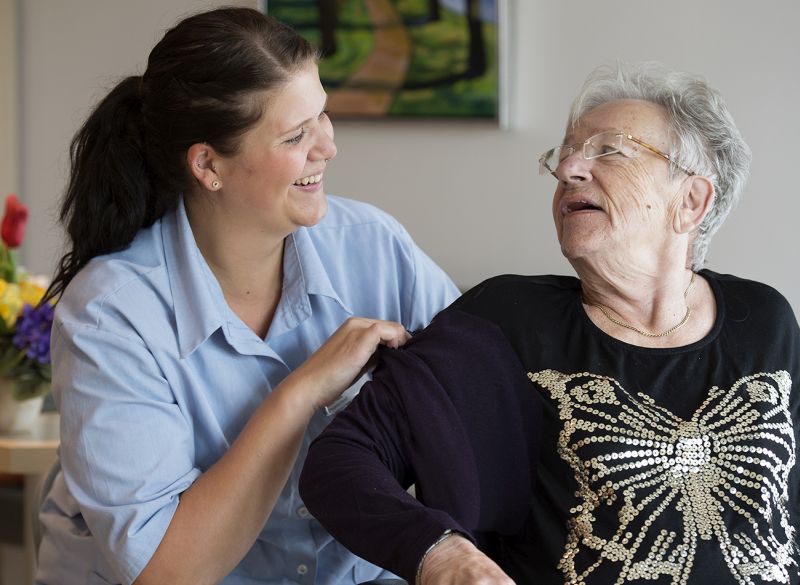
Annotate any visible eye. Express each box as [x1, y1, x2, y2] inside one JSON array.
[[599, 149, 624, 160], [285, 129, 306, 145], [590, 139, 622, 157]]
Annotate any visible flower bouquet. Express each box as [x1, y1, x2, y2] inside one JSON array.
[[0, 194, 53, 432]]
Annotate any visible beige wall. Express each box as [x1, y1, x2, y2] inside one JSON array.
[[16, 0, 800, 315], [0, 0, 18, 194]]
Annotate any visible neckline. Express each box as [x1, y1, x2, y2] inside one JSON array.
[[574, 269, 725, 355]]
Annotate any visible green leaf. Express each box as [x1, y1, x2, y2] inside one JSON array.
[[0, 345, 24, 375], [11, 376, 51, 401]]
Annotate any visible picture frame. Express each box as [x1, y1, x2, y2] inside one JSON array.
[[262, 0, 509, 125]]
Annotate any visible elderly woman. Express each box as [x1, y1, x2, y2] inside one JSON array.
[[299, 62, 800, 585]]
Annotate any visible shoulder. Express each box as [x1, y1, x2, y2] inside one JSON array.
[[55, 222, 170, 334], [315, 195, 408, 236], [704, 271, 800, 360], [305, 196, 417, 265], [705, 269, 786, 298], [404, 308, 517, 364], [460, 273, 581, 297], [450, 274, 581, 319], [704, 269, 798, 323], [377, 305, 540, 447], [305, 195, 425, 281]]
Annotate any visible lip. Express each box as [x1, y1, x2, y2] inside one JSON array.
[[558, 193, 604, 217], [291, 179, 323, 192], [292, 171, 324, 191]]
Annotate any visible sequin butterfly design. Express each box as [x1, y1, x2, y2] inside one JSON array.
[[528, 369, 797, 585]]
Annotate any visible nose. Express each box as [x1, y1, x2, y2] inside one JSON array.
[[315, 119, 337, 162], [554, 150, 594, 184]]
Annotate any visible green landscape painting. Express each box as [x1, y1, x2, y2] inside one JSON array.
[[266, 0, 500, 119]]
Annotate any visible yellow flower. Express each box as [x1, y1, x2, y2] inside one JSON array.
[[0, 279, 23, 327], [19, 279, 46, 307]]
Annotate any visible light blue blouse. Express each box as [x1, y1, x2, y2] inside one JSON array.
[[36, 196, 459, 585]]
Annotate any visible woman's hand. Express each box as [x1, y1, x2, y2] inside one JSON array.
[[289, 317, 411, 411], [420, 535, 515, 585], [136, 317, 409, 585]]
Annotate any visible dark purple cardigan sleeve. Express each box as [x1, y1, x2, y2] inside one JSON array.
[[299, 309, 541, 582]]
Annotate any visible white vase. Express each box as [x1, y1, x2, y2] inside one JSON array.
[[0, 378, 45, 433]]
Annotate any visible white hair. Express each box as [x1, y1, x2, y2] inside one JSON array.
[[568, 62, 752, 270]]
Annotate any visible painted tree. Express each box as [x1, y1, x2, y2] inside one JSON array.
[[465, 0, 486, 78], [317, 0, 338, 57], [428, 0, 440, 21]]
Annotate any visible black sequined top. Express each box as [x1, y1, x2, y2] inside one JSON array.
[[301, 270, 800, 585]]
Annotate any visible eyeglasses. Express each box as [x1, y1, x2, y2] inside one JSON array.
[[538, 131, 695, 178]]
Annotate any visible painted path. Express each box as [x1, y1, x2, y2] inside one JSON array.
[[327, 0, 411, 116]]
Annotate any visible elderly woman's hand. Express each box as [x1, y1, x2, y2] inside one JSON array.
[[289, 317, 411, 412], [420, 535, 515, 585]]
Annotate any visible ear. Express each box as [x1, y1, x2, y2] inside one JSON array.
[[186, 143, 223, 191], [673, 175, 714, 234]]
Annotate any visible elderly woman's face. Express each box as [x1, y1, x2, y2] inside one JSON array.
[[551, 99, 687, 268]]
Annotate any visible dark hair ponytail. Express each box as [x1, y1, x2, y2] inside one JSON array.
[[46, 76, 162, 303], [45, 7, 317, 302]]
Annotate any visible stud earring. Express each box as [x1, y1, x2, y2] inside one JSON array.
[[211, 180, 221, 190]]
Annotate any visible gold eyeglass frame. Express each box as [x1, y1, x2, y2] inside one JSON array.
[[539, 131, 695, 178]]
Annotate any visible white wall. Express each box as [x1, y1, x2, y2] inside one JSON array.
[[17, 0, 256, 276], [0, 0, 18, 194], [17, 0, 800, 315]]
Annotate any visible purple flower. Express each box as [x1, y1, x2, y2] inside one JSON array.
[[12, 302, 54, 364]]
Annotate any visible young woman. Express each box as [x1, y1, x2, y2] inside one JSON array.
[[36, 8, 458, 585]]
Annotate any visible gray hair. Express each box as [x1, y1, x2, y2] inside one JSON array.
[[567, 62, 752, 270]]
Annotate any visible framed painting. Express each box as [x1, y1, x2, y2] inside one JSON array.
[[262, 0, 506, 122]]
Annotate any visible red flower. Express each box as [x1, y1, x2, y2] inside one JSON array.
[[1, 194, 28, 249]]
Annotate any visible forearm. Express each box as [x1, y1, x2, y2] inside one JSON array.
[[300, 378, 471, 582], [418, 534, 514, 585], [134, 374, 315, 585], [131, 317, 411, 585], [301, 450, 467, 582]]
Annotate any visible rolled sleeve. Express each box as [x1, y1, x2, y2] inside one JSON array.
[[54, 321, 200, 584]]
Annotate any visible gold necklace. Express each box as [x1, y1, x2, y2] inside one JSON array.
[[589, 272, 696, 338]]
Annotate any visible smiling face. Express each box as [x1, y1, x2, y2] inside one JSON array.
[[209, 62, 337, 237], [551, 99, 688, 271]]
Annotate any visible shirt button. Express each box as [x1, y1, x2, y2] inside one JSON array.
[[297, 564, 309, 575], [297, 506, 311, 519]]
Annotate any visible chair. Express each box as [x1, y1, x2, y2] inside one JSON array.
[[32, 456, 60, 560]]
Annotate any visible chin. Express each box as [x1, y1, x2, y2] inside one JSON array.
[[558, 230, 581, 254], [558, 221, 609, 258], [559, 236, 600, 263], [292, 192, 329, 228]]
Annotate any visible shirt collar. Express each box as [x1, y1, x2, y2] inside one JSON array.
[[164, 199, 352, 355], [164, 199, 229, 358], [267, 226, 352, 340]]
